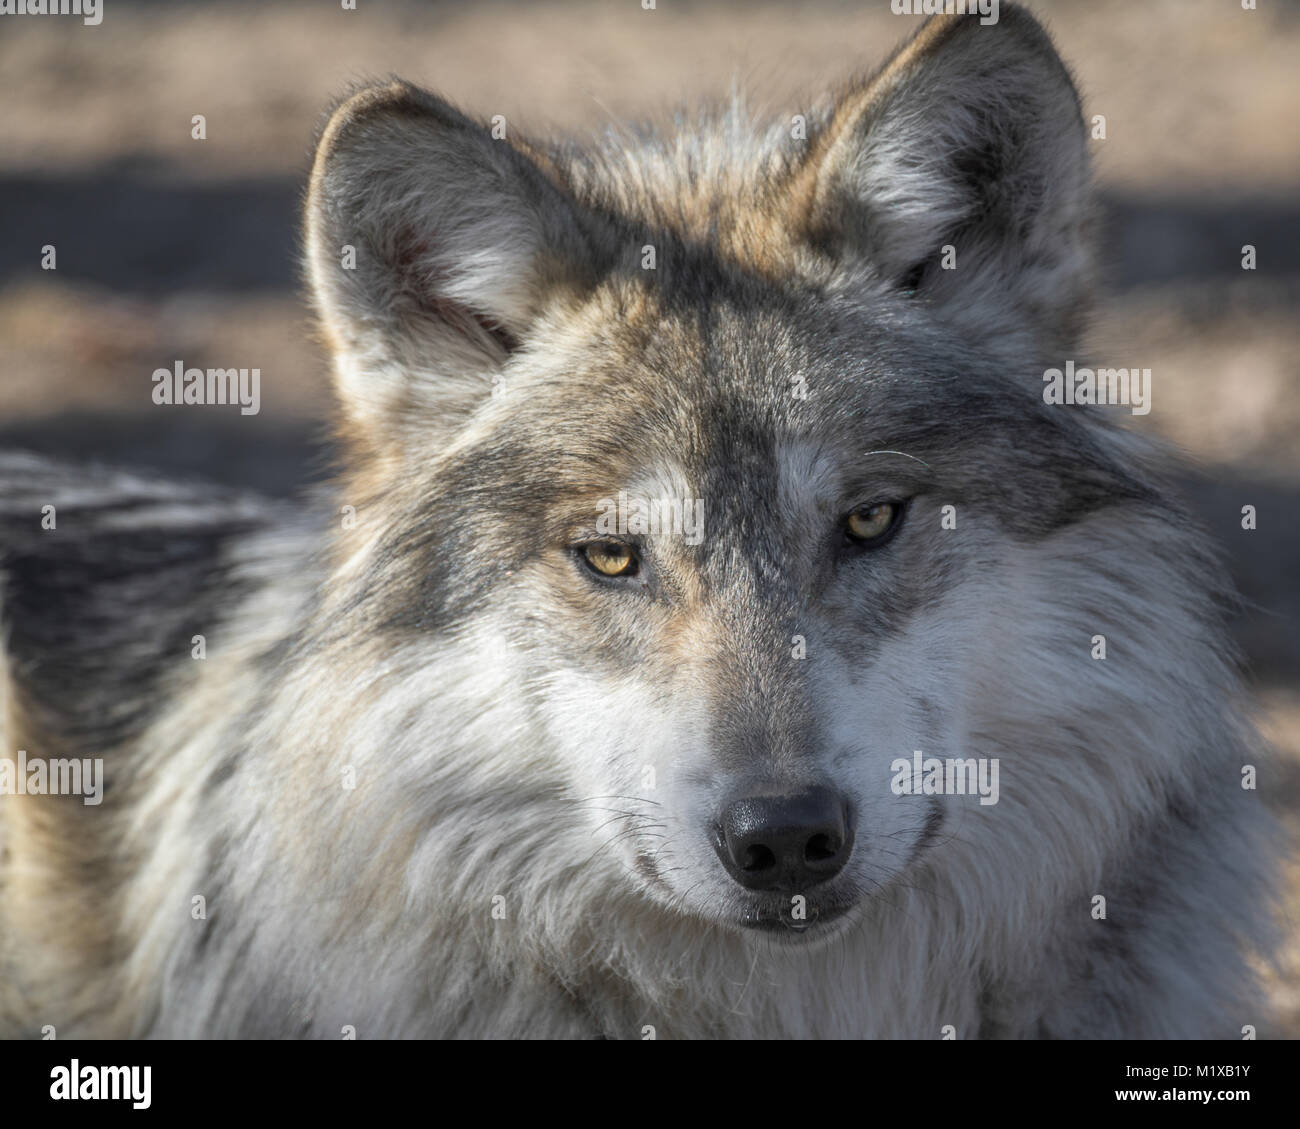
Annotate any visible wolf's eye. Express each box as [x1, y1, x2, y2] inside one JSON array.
[[580, 542, 639, 578], [845, 502, 903, 546]]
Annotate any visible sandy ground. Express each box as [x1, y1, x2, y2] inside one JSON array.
[[1, 0, 1297, 1035]]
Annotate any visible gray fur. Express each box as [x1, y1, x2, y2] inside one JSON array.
[[0, 8, 1277, 1038]]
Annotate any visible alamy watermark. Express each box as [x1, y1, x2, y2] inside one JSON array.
[[0, 0, 101, 25], [891, 749, 1000, 806], [50, 1060, 150, 1109], [596, 491, 705, 545], [1, 750, 103, 806], [1043, 361, 1151, 416], [152, 361, 261, 416], [890, 0, 998, 26]]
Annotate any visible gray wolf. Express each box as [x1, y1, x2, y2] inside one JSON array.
[[0, 7, 1276, 1038]]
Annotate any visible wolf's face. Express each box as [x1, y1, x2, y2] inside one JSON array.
[[483, 300, 1009, 937], [306, 12, 1128, 938]]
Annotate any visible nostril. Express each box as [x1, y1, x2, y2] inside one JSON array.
[[739, 844, 776, 873], [805, 832, 840, 864]]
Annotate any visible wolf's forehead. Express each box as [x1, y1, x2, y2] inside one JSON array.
[[588, 440, 846, 524], [524, 287, 1021, 501], [558, 285, 950, 433]]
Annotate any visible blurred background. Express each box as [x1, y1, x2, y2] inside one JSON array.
[[1, 0, 1296, 1033]]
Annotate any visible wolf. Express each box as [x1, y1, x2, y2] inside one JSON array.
[[0, 7, 1277, 1038]]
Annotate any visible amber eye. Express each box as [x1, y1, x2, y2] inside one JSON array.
[[581, 541, 639, 578], [845, 502, 901, 544]]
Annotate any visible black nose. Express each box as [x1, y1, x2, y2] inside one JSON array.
[[714, 786, 853, 892]]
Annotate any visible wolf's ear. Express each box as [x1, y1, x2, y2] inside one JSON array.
[[306, 82, 600, 448], [795, 8, 1091, 353]]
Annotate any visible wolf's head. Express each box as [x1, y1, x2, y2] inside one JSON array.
[[300, 10, 1214, 947]]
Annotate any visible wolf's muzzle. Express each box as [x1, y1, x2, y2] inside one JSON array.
[[713, 786, 853, 893]]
